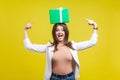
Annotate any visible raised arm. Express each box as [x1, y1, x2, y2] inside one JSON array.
[[23, 23, 49, 53], [24, 23, 32, 39], [73, 19, 98, 51], [87, 18, 98, 34]]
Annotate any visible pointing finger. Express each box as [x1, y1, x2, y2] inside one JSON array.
[[85, 18, 89, 21]]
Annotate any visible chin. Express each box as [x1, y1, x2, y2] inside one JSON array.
[[57, 39, 64, 42], [58, 40, 63, 42]]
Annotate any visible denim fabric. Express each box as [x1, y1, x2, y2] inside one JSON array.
[[50, 73, 75, 80]]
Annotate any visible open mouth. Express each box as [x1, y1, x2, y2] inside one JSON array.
[[58, 34, 63, 37], [57, 34, 64, 40]]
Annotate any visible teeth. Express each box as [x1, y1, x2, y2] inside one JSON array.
[[58, 34, 63, 37]]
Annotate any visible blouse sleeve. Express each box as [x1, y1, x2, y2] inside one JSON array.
[[24, 38, 50, 53], [73, 32, 98, 51]]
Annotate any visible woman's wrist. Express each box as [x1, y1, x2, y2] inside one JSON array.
[[93, 27, 98, 30], [93, 24, 98, 30]]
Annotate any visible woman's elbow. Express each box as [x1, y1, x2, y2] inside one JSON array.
[[24, 44, 33, 50], [91, 40, 98, 46]]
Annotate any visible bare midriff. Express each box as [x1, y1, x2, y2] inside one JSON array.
[[52, 46, 76, 74]]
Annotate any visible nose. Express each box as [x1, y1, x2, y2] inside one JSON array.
[[58, 30, 63, 33]]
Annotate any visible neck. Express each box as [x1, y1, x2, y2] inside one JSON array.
[[57, 41, 64, 47]]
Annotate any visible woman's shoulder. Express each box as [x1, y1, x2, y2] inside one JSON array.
[[47, 42, 52, 46], [69, 40, 76, 48], [70, 40, 75, 44]]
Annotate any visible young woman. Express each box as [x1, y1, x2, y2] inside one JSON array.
[[24, 19, 98, 80]]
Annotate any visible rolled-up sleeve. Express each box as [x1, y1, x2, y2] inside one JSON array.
[[24, 38, 50, 53], [73, 32, 98, 51]]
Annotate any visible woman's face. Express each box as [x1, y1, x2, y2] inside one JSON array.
[[55, 25, 65, 42]]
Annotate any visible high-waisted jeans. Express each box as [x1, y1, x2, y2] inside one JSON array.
[[50, 72, 75, 80]]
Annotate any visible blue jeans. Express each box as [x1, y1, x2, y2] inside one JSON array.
[[50, 72, 75, 80]]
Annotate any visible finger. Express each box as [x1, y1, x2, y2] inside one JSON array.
[[26, 25, 31, 29], [30, 20, 34, 24], [29, 22, 33, 24], [85, 18, 89, 21]]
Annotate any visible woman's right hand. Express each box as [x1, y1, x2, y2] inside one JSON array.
[[24, 23, 32, 39], [24, 23, 32, 30]]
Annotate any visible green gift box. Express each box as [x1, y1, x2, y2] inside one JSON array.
[[49, 8, 70, 24]]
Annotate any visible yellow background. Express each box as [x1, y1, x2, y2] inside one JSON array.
[[0, 0, 120, 80]]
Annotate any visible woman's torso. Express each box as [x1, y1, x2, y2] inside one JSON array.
[[52, 46, 76, 74]]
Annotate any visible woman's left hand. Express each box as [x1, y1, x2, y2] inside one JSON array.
[[85, 18, 97, 28]]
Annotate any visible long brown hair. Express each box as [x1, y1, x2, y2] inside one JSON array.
[[51, 23, 74, 52]]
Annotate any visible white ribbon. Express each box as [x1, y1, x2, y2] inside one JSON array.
[[59, 7, 63, 23]]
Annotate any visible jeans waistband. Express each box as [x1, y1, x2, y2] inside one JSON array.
[[51, 72, 74, 78]]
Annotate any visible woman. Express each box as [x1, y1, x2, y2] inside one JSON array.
[[24, 19, 98, 80]]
